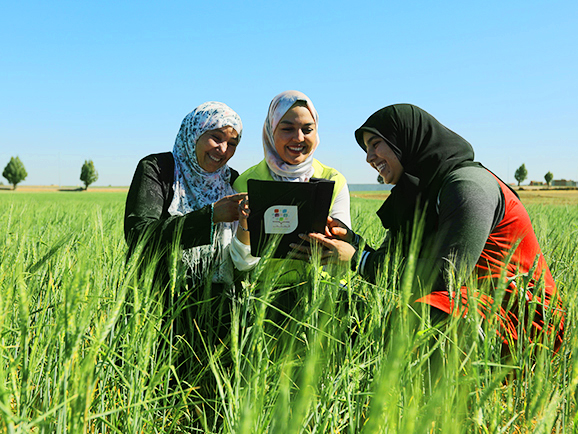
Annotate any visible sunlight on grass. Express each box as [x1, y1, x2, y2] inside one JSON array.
[[0, 192, 575, 432]]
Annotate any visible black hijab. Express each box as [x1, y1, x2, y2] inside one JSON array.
[[355, 104, 482, 239]]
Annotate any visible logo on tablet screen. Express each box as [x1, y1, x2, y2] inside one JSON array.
[[264, 205, 298, 234]]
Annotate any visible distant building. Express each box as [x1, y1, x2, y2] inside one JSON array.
[[530, 181, 544, 186], [552, 179, 577, 187]]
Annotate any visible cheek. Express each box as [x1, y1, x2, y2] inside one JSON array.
[[195, 139, 209, 157], [274, 139, 286, 154], [383, 148, 396, 162], [305, 134, 317, 150], [274, 132, 290, 147]]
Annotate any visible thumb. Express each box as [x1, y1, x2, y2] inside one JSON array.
[[330, 225, 349, 238]]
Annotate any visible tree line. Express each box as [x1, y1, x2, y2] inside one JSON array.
[[514, 163, 554, 187], [0, 156, 560, 190], [2, 157, 99, 190]]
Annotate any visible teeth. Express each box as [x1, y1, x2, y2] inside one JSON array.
[[375, 163, 386, 172], [288, 146, 304, 151], [209, 154, 221, 162]]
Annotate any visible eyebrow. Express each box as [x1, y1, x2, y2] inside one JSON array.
[[366, 134, 381, 145], [213, 129, 239, 144], [279, 120, 315, 127]]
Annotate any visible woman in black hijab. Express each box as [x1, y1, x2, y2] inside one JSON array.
[[302, 104, 563, 350]]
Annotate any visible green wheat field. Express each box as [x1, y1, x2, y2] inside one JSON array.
[[1, 190, 577, 433]]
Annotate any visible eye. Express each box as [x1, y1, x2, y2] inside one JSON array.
[[303, 127, 314, 134], [228, 141, 238, 147]]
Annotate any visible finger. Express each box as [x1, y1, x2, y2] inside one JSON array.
[[238, 202, 248, 214], [330, 217, 344, 227], [302, 232, 334, 248], [289, 243, 312, 254], [330, 226, 349, 238], [286, 250, 310, 261], [228, 192, 248, 202]]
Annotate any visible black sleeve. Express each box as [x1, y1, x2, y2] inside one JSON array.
[[356, 233, 393, 284], [123, 154, 214, 253]]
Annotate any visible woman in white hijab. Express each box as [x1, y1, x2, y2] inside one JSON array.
[[230, 90, 351, 283]]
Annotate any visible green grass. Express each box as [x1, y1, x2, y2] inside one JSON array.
[[0, 192, 576, 432]]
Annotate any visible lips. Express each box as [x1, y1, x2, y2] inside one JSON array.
[[374, 162, 387, 173], [208, 154, 222, 162], [287, 145, 305, 153]]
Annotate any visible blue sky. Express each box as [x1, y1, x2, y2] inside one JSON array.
[[1, 0, 577, 187]]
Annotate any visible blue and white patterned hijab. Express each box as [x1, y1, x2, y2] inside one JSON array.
[[168, 101, 243, 215], [167, 101, 243, 286]]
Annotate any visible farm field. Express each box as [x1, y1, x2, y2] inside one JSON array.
[[352, 187, 578, 206], [0, 189, 577, 433]]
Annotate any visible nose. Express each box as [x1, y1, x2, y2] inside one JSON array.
[[215, 140, 227, 154], [366, 148, 375, 164], [294, 129, 305, 142]]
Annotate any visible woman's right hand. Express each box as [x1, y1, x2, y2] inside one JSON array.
[[212, 193, 247, 223], [290, 231, 356, 265], [287, 217, 357, 265], [325, 216, 353, 242]]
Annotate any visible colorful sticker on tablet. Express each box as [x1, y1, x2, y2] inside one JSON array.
[[264, 205, 298, 234]]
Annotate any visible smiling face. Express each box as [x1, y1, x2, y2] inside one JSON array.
[[363, 131, 404, 185], [273, 105, 317, 165], [195, 126, 239, 172]]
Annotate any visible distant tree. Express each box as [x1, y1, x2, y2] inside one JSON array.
[[2, 156, 28, 190], [514, 163, 528, 186], [80, 160, 98, 190], [544, 171, 554, 187], [377, 174, 384, 184]]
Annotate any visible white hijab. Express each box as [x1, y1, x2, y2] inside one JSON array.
[[263, 90, 320, 182], [168, 101, 243, 286]]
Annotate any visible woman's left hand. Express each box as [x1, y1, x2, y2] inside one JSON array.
[[235, 195, 251, 245], [289, 232, 356, 265]]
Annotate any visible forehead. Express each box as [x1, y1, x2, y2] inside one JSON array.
[[279, 105, 315, 124], [363, 131, 382, 143], [212, 125, 239, 139]]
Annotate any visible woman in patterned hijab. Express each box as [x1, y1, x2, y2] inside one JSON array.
[[169, 101, 243, 215], [124, 101, 247, 385], [125, 101, 246, 288], [168, 101, 245, 286]]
